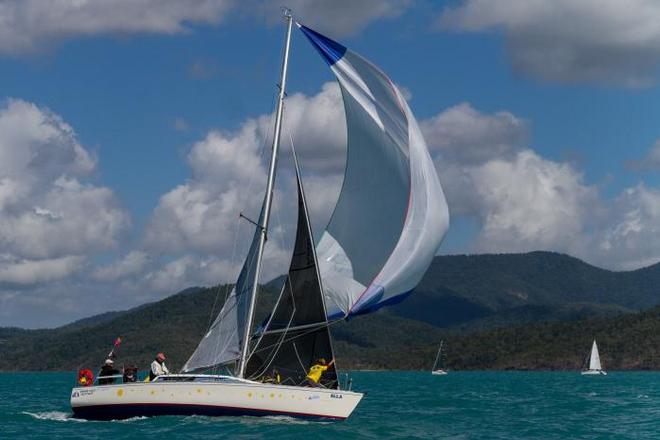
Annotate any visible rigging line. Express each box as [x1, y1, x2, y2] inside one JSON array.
[[249, 282, 300, 380], [248, 322, 291, 379], [271, 177, 288, 262], [258, 317, 343, 355], [247, 315, 292, 380], [248, 317, 343, 358], [257, 321, 330, 335], [272, 99, 291, 251], [246, 275, 297, 379], [245, 264, 291, 362], [292, 342, 308, 378]]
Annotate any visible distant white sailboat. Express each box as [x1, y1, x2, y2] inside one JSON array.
[[581, 340, 606, 375], [431, 341, 448, 375]]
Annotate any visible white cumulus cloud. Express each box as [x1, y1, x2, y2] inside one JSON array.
[[627, 139, 660, 172], [467, 151, 599, 255], [0, 0, 411, 55], [145, 82, 345, 257], [422, 102, 528, 165], [425, 101, 660, 270], [92, 251, 150, 281], [598, 184, 660, 269], [0, 0, 234, 55], [438, 0, 660, 86], [0, 254, 85, 286], [0, 98, 130, 273]]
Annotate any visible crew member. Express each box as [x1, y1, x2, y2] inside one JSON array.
[[149, 352, 170, 380], [306, 358, 334, 387], [98, 359, 120, 385]]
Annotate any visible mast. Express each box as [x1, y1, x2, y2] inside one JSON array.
[[237, 9, 293, 379]]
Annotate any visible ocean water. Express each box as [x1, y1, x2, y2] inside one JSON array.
[[1, 371, 658, 439]]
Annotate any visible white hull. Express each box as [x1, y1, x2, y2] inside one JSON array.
[[431, 369, 448, 375], [71, 377, 362, 421], [581, 369, 607, 376]]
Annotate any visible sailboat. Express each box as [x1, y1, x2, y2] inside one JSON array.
[[581, 340, 606, 375], [70, 10, 449, 421], [431, 341, 448, 375]]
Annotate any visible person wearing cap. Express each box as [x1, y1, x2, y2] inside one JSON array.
[[306, 358, 334, 387], [98, 359, 120, 385], [149, 352, 170, 381]]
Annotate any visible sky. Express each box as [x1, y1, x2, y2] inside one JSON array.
[[3, 0, 660, 327]]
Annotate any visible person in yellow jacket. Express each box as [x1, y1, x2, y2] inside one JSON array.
[[306, 358, 334, 387]]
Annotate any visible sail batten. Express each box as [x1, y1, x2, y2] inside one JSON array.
[[300, 24, 449, 319]]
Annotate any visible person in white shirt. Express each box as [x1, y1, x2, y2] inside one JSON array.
[[149, 352, 169, 381]]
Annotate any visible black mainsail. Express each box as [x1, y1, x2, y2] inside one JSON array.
[[245, 154, 337, 388]]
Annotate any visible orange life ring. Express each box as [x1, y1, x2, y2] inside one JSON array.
[[78, 369, 94, 387]]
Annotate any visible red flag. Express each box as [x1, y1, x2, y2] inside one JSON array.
[[107, 336, 122, 359]]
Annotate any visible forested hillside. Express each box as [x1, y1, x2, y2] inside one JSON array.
[[1, 252, 659, 371]]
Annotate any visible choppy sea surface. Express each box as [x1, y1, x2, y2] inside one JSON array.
[[1, 371, 658, 439]]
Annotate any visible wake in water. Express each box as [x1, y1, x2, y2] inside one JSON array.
[[22, 411, 83, 423], [261, 415, 332, 425], [118, 416, 150, 423], [23, 411, 149, 423], [181, 414, 331, 426]]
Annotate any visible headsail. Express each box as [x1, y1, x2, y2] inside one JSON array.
[[433, 341, 445, 371], [589, 340, 602, 371], [181, 207, 264, 373], [299, 25, 450, 319], [245, 153, 337, 388]]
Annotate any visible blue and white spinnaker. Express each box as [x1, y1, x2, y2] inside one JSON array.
[[300, 25, 450, 319]]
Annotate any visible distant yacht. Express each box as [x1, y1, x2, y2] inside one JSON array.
[[581, 340, 607, 375], [432, 341, 448, 375]]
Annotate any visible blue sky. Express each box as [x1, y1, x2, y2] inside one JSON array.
[[2, 0, 660, 327]]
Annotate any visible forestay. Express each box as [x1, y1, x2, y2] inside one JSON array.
[[245, 155, 337, 388], [299, 25, 450, 319]]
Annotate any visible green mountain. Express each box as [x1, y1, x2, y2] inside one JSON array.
[[1, 251, 659, 372], [447, 306, 660, 371], [394, 251, 660, 328]]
